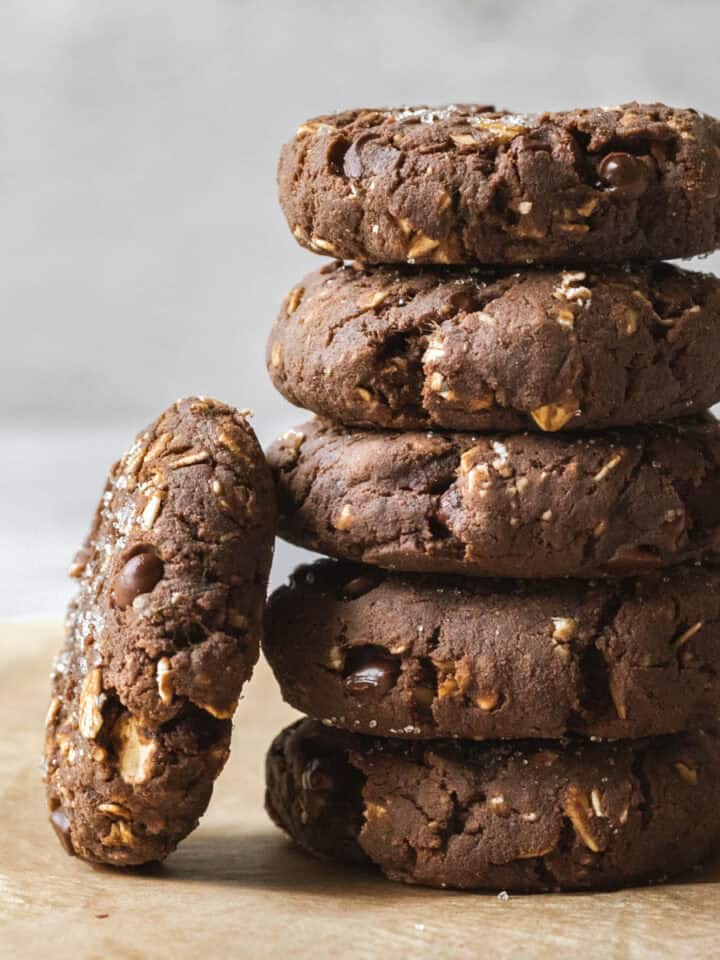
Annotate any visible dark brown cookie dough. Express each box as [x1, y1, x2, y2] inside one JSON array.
[[266, 719, 720, 892], [279, 102, 720, 266], [265, 560, 720, 741], [45, 397, 276, 865], [269, 260, 720, 432], [268, 417, 720, 579]]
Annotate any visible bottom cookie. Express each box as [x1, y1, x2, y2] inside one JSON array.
[[266, 719, 720, 892]]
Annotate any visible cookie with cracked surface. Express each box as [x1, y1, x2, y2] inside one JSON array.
[[279, 102, 720, 265], [266, 719, 720, 892], [265, 560, 720, 741], [45, 397, 276, 865], [269, 260, 720, 431], [268, 417, 720, 579]]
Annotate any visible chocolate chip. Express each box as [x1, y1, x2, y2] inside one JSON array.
[[114, 548, 164, 609], [50, 807, 75, 856], [344, 647, 400, 698], [598, 152, 650, 199], [345, 662, 396, 696], [342, 131, 377, 178], [364, 143, 401, 175], [342, 143, 363, 178], [343, 133, 400, 178], [301, 757, 335, 792]]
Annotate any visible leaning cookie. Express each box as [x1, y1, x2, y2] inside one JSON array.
[[269, 261, 720, 431], [268, 417, 720, 579], [279, 102, 720, 265], [265, 561, 720, 741], [267, 719, 720, 892], [45, 397, 276, 865]]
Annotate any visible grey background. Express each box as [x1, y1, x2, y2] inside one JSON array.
[[3, 0, 720, 617]]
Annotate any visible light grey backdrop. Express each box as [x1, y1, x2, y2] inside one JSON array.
[[3, 0, 720, 616]]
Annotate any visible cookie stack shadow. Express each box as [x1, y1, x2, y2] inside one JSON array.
[[263, 103, 720, 892]]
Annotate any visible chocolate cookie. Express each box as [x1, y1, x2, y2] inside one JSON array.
[[269, 261, 720, 432], [279, 102, 720, 266], [266, 719, 720, 892], [268, 417, 720, 579], [265, 561, 720, 741], [45, 397, 276, 865]]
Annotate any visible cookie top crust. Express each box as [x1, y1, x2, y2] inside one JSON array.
[[278, 102, 720, 265], [268, 416, 720, 579], [269, 260, 720, 431]]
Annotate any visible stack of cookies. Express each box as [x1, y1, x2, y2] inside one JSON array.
[[264, 102, 720, 891]]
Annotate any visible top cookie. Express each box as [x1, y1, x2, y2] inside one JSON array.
[[278, 102, 720, 266]]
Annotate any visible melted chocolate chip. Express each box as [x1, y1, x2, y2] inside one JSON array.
[[50, 807, 75, 856], [342, 133, 373, 178], [114, 548, 164, 609], [301, 757, 335, 792], [343, 132, 399, 178], [598, 152, 650, 199], [344, 647, 400, 698]]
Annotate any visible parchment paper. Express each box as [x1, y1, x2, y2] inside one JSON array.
[[2, 623, 718, 959]]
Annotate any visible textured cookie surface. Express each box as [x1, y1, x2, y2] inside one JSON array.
[[45, 397, 276, 865], [269, 261, 720, 431], [265, 561, 720, 741], [266, 719, 720, 892], [268, 417, 720, 579], [279, 102, 720, 265]]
